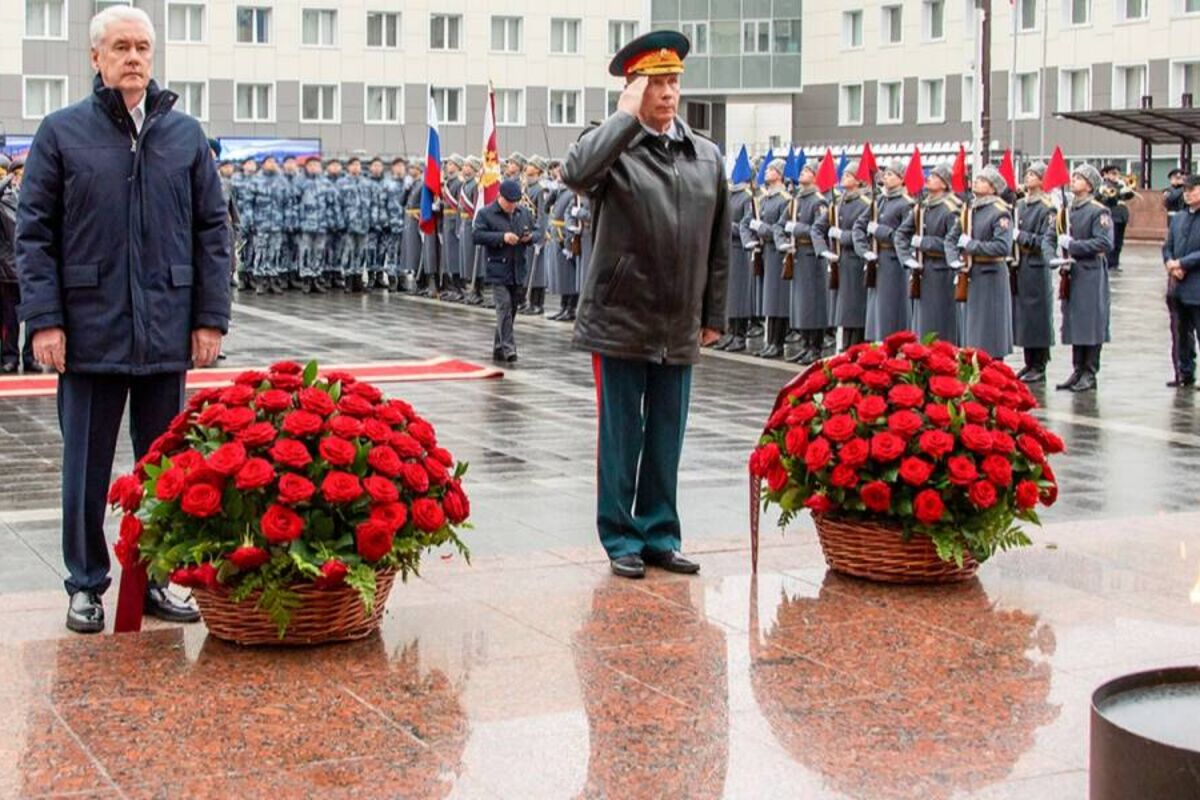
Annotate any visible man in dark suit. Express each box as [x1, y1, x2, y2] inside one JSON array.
[[1163, 175, 1200, 388], [17, 6, 231, 632], [473, 179, 534, 363]]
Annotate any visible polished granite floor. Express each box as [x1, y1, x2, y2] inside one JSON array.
[[0, 243, 1197, 799]]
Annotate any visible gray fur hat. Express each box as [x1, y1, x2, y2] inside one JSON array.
[[527, 155, 547, 172], [767, 158, 787, 177], [977, 165, 1008, 195], [465, 155, 482, 170], [882, 159, 905, 178], [928, 164, 953, 189], [1024, 161, 1047, 179], [507, 152, 527, 168], [447, 154, 465, 168], [1072, 163, 1102, 191], [842, 161, 862, 182]]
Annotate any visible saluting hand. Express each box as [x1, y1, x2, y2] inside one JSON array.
[[33, 327, 67, 373], [617, 75, 649, 117]]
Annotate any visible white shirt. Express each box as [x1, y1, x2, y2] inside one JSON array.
[[129, 93, 148, 134]]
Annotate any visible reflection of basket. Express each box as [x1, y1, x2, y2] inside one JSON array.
[[194, 568, 397, 646], [814, 515, 978, 584]]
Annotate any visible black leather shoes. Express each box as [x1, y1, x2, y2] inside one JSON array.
[[67, 591, 105, 633], [1068, 372, 1097, 393], [725, 336, 747, 353], [144, 586, 201, 623], [642, 550, 700, 574], [1166, 377, 1196, 388], [610, 555, 646, 579], [1055, 371, 1082, 391], [1020, 369, 1046, 384]]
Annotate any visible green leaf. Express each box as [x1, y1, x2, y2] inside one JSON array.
[[257, 583, 302, 638], [345, 564, 379, 617], [329, 381, 343, 402], [302, 359, 320, 388]]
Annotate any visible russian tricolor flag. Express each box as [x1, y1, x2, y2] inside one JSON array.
[[419, 93, 442, 235]]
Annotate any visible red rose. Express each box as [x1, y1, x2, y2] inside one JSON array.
[[237, 421, 278, 448], [1017, 434, 1046, 464], [805, 493, 835, 514], [830, 464, 859, 489], [173, 449, 205, 472], [270, 373, 303, 391], [1040, 463, 1058, 506], [887, 384, 925, 409], [321, 471, 363, 504], [886, 410, 923, 438], [946, 455, 979, 486], [254, 389, 293, 413], [869, 431, 906, 462], [270, 360, 303, 375], [149, 431, 185, 457], [188, 387, 223, 409], [1015, 480, 1040, 510], [192, 562, 219, 591], [261, 504, 304, 543], [960, 401, 989, 424], [429, 447, 455, 468], [900, 343, 931, 361], [981, 454, 1013, 487], [168, 411, 191, 435], [220, 384, 256, 406], [282, 410, 324, 438], [355, 519, 394, 561], [362, 418, 393, 444], [991, 431, 1016, 455], [787, 402, 819, 426], [913, 489, 945, 525], [802, 371, 829, 395], [756, 442, 783, 473], [860, 481, 892, 513], [883, 358, 912, 375], [980, 365, 1012, 386], [376, 403, 407, 425], [860, 370, 893, 391], [235, 458, 275, 490], [119, 513, 143, 545], [196, 403, 227, 427], [929, 376, 966, 399], [821, 386, 861, 414], [962, 347, 992, 366], [314, 559, 349, 587], [208, 441, 248, 475], [234, 370, 268, 387], [181, 484, 222, 518], [970, 383, 1002, 404], [155, 468, 186, 501], [319, 436, 358, 467], [325, 370, 358, 386], [411, 498, 446, 532], [1041, 430, 1066, 454], [113, 536, 139, 569], [367, 445, 403, 477], [443, 483, 470, 523], [767, 466, 789, 492], [821, 414, 858, 443], [918, 430, 955, 460], [968, 480, 998, 509], [277, 473, 316, 505], [927, 354, 959, 375], [350, 382, 383, 403], [767, 408, 791, 434], [883, 330, 918, 351], [407, 420, 438, 448], [855, 395, 888, 422], [839, 438, 869, 468], [219, 406, 257, 433], [187, 465, 226, 488], [831, 363, 863, 382], [804, 437, 832, 472], [857, 348, 887, 367], [363, 476, 400, 504], [930, 341, 956, 359], [424, 456, 450, 486], [228, 546, 271, 570], [924, 403, 952, 427], [960, 424, 994, 453], [784, 426, 809, 457], [338, 394, 376, 418], [995, 406, 1021, 431], [399, 461, 431, 494], [389, 432, 425, 460], [370, 501, 409, 532], [899, 457, 935, 486], [298, 387, 336, 416], [328, 415, 364, 439], [270, 438, 312, 469]]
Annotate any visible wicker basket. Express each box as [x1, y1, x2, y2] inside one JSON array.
[[813, 515, 978, 584], [193, 568, 398, 646]]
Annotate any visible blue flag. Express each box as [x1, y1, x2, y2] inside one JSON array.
[[730, 145, 753, 184], [783, 146, 798, 183], [796, 148, 808, 176], [835, 151, 849, 180], [755, 147, 775, 185]]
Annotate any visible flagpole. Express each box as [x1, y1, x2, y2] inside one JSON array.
[[1010, 0, 1018, 162], [1039, 0, 1049, 158]]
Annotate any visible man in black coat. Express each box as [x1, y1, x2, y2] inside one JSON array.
[[473, 179, 534, 363], [0, 157, 37, 372], [16, 7, 231, 633], [1163, 175, 1200, 388]]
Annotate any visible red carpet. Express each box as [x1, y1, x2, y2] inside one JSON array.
[[0, 357, 503, 398]]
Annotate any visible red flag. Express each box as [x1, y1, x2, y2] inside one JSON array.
[[998, 148, 1016, 192], [1043, 146, 1070, 192], [815, 147, 837, 193], [856, 142, 878, 182], [904, 146, 925, 196], [480, 84, 501, 209], [950, 144, 968, 193]]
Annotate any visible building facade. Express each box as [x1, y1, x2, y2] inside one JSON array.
[[3, 0, 650, 158]]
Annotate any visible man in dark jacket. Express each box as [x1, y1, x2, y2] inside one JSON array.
[[561, 30, 729, 579], [1163, 175, 1200, 388], [16, 6, 231, 633], [473, 179, 534, 363], [0, 157, 38, 372]]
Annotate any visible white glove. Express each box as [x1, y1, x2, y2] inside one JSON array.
[[784, 221, 797, 234], [432, 201, 443, 212], [828, 226, 843, 240], [1058, 234, 1074, 249], [910, 234, 923, 248], [569, 207, 581, 219], [957, 234, 971, 248], [904, 258, 921, 270], [744, 244, 758, 251], [821, 251, 839, 263], [867, 221, 879, 235], [561, 248, 573, 259], [950, 260, 965, 269], [863, 251, 878, 262], [749, 219, 765, 232]]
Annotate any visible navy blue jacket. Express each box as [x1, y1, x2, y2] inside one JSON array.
[[1163, 205, 1200, 306], [473, 200, 534, 286], [16, 76, 231, 375]]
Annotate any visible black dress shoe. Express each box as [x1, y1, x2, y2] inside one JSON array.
[[1021, 369, 1046, 384], [1166, 377, 1196, 388], [758, 344, 783, 359], [784, 330, 803, 344], [712, 333, 734, 350], [610, 555, 646, 579], [1069, 372, 1097, 393], [1, 362, 17, 374], [144, 586, 201, 623], [506, 354, 519, 364], [642, 550, 700, 574], [1055, 371, 1082, 391], [67, 591, 105, 634], [725, 336, 747, 353], [747, 324, 764, 338]]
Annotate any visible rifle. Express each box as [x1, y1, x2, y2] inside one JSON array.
[[827, 196, 840, 291], [955, 203, 971, 303], [909, 202, 923, 300], [1009, 199, 1021, 296], [782, 196, 796, 280], [865, 192, 878, 289], [749, 191, 766, 277], [1056, 202, 1072, 301]]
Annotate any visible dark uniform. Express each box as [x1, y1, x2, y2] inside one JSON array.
[[783, 181, 829, 362], [1163, 184, 1200, 386], [895, 190, 963, 345], [1011, 189, 1057, 379], [1098, 169, 1134, 269]]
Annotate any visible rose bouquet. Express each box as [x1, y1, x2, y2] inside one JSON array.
[[108, 360, 471, 636], [749, 332, 1063, 570]]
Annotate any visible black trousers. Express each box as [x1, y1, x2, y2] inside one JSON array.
[[1023, 347, 1051, 370], [1071, 344, 1103, 376], [1110, 221, 1127, 268], [491, 283, 519, 358], [0, 282, 35, 368], [58, 372, 185, 596], [1178, 302, 1200, 382]]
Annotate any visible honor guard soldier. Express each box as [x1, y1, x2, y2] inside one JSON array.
[[743, 159, 791, 358], [521, 156, 550, 315], [1011, 163, 1057, 383], [946, 166, 1014, 359], [458, 156, 484, 304], [549, 175, 579, 321], [856, 159, 914, 341], [1164, 169, 1187, 217], [1045, 164, 1113, 392], [783, 162, 830, 363], [440, 155, 464, 300], [813, 161, 872, 349], [504, 152, 526, 180], [714, 153, 757, 353], [1098, 165, 1135, 271], [895, 164, 963, 345], [403, 161, 426, 290]]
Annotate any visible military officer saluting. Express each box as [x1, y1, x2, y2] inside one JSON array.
[[895, 164, 963, 345], [1098, 164, 1135, 271], [742, 158, 791, 358], [946, 166, 1014, 359], [783, 162, 830, 363], [1046, 164, 1114, 392], [856, 159, 913, 341], [812, 161, 872, 349], [1011, 163, 1057, 383]]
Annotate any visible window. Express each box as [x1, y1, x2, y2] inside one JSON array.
[[773, 19, 801, 54], [365, 85, 402, 124], [490, 16, 522, 52], [743, 19, 770, 53], [682, 21, 708, 55], [430, 14, 462, 50], [1011, 71, 1039, 118], [711, 20, 740, 54], [494, 89, 523, 125], [878, 81, 903, 124], [301, 84, 338, 122], [235, 82, 273, 121], [1018, 0, 1038, 30], [367, 12, 401, 48], [1066, 0, 1090, 25], [1114, 64, 1147, 109], [236, 6, 271, 44], [881, 5, 903, 44], [1117, 0, 1147, 21], [431, 87, 463, 124], [23, 76, 66, 118], [961, 74, 976, 122], [842, 10, 863, 48], [549, 89, 581, 126], [608, 20, 638, 54], [686, 102, 711, 133], [169, 81, 206, 119], [840, 83, 864, 126], [550, 18, 581, 54], [1059, 68, 1090, 112], [607, 90, 621, 117], [94, 1, 129, 12], [1172, 60, 1200, 104], [923, 0, 945, 40], [25, 0, 65, 39], [1186, 0, 1200, 13], [302, 9, 337, 46], [919, 77, 945, 122], [167, 3, 204, 42]]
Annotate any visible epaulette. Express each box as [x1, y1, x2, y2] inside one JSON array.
[[995, 199, 1011, 212], [857, 194, 872, 205], [1089, 199, 1105, 209], [1039, 195, 1054, 208], [945, 195, 963, 209]]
